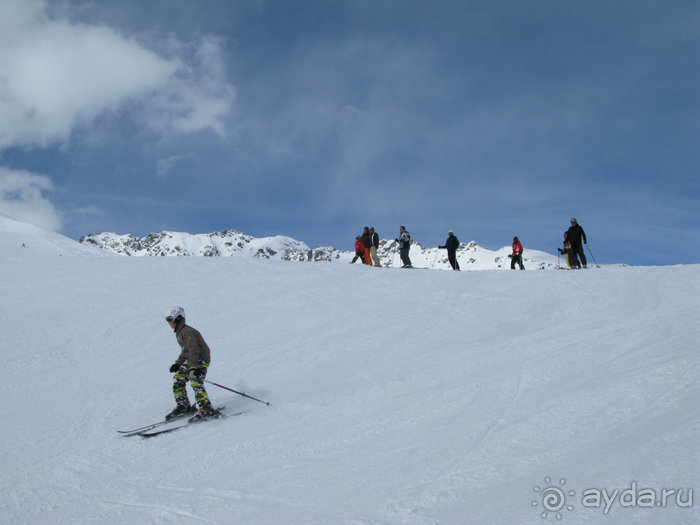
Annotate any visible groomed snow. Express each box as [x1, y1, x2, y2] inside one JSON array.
[[0, 224, 697, 524]]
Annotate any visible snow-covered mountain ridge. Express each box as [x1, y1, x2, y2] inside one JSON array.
[[79, 229, 332, 260], [79, 229, 562, 270]]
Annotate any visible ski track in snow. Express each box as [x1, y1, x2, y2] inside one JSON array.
[[0, 252, 698, 524]]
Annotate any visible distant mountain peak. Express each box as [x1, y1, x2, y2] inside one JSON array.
[[79, 228, 562, 270]]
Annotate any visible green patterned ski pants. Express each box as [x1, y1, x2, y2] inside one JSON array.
[[172, 361, 212, 410]]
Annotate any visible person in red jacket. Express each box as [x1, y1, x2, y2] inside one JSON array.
[[350, 236, 366, 264], [510, 236, 524, 270]]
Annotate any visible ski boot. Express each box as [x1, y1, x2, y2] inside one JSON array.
[[166, 404, 196, 420], [188, 405, 222, 423]]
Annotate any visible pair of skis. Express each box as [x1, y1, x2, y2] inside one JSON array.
[[118, 407, 246, 438], [118, 380, 269, 438]]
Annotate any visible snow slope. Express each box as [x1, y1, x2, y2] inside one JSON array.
[[0, 215, 113, 257], [0, 230, 697, 524]]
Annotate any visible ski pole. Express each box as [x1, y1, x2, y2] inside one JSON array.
[[586, 244, 599, 267], [204, 380, 271, 406]]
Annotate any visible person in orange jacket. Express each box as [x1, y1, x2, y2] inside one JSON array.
[[509, 236, 524, 270], [361, 226, 373, 265]]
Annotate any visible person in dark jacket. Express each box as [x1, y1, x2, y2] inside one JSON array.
[[566, 218, 587, 268], [164, 306, 219, 421], [439, 230, 460, 270], [558, 232, 580, 269], [510, 236, 524, 270], [369, 227, 381, 267], [395, 226, 412, 268]]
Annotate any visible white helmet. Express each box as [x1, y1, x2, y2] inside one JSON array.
[[165, 306, 185, 323]]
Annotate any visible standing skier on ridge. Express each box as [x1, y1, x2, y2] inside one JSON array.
[[510, 236, 525, 270], [396, 225, 412, 268], [369, 226, 382, 267], [439, 230, 460, 270], [566, 218, 588, 268], [165, 307, 220, 422], [350, 235, 365, 264], [360, 226, 373, 266]]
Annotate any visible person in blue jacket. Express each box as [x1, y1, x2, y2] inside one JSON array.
[[439, 230, 460, 270]]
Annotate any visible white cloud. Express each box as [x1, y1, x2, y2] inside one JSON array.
[[0, 0, 234, 149], [142, 35, 235, 137], [0, 167, 62, 231], [156, 154, 190, 178]]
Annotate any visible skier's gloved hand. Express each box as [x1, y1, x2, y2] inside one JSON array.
[[187, 369, 198, 382], [169, 363, 179, 373]]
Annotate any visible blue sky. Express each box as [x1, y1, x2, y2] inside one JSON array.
[[0, 0, 697, 265]]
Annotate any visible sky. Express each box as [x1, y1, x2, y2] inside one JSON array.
[[0, 0, 697, 265]]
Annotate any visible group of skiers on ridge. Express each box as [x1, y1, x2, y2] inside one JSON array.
[[350, 218, 588, 271], [351, 226, 382, 266], [351, 225, 415, 268]]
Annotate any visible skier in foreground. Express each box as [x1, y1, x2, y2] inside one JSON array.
[[164, 306, 220, 422]]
